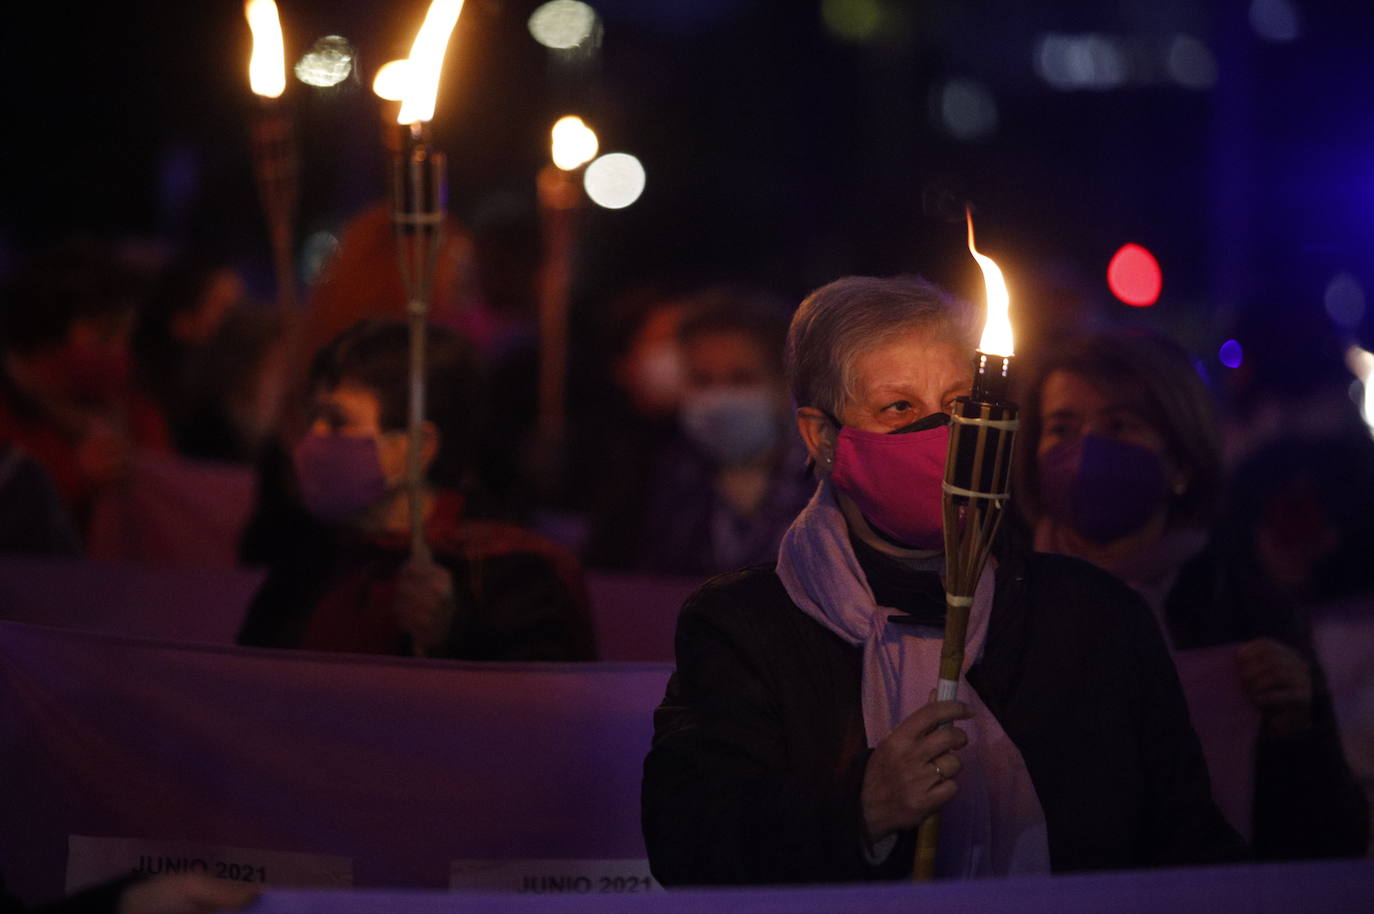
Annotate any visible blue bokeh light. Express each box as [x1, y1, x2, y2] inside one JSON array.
[[1219, 339, 1244, 369]]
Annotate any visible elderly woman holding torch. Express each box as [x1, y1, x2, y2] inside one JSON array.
[[642, 275, 1245, 884]]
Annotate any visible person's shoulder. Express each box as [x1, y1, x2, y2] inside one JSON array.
[[683, 564, 790, 613], [1019, 550, 1153, 631], [676, 563, 818, 643]]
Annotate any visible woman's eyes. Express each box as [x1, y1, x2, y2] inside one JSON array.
[[1043, 422, 1074, 440], [883, 400, 913, 415]]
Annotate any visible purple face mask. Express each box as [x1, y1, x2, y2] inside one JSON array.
[[830, 417, 950, 550], [293, 434, 389, 523], [1037, 435, 1169, 543]]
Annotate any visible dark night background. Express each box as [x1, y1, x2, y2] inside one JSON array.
[[2, 0, 1372, 362]]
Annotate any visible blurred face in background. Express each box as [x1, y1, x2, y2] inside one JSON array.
[[293, 380, 431, 525], [678, 328, 788, 466], [1034, 370, 1188, 544], [615, 303, 686, 419]]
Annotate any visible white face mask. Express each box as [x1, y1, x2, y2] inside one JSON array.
[[679, 386, 780, 466]]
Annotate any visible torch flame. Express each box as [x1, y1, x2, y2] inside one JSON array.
[[373, 59, 412, 102], [967, 206, 1014, 357], [244, 0, 286, 99], [551, 115, 599, 171], [398, 0, 467, 126]]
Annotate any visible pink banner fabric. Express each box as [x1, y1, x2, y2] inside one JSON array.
[[250, 859, 1374, 913], [0, 557, 263, 644], [85, 451, 256, 568], [0, 620, 670, 903]]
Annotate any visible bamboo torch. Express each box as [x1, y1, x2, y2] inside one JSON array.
[[913, 207, 1019, 880], [391, 0, 465, 563], [245, 0, 298, 310], [534, 115, 598, 485]]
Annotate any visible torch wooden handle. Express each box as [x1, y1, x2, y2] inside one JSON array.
[[914, 812, 941, 881]]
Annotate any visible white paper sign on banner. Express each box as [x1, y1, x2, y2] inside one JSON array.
[[66, 836, 353, 894], [449, 858, 659, 894]]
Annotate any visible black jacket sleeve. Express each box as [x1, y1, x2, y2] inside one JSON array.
[[642, 579, 896, 886]]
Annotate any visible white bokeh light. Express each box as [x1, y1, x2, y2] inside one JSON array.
[[1325, 272, 1367, 330], [583, 153, 646, 209], [1346, 345, 1374, 436], [294, 36, 355, 88], [528, 1, 599, 50], [1166, 35, 1218, 89], [938, 78, 997, 140], [1249, 0, 1301, 43], [1034, 33, 1127, 91]]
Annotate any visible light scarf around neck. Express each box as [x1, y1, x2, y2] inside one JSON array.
[[776, 480, 1050, 877]]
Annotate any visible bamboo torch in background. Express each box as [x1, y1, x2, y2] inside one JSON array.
[[244, 0, 299, 310], [391, 0, 465, 563], [914, 207, 1019, 880], [532, 115, 598, 488]]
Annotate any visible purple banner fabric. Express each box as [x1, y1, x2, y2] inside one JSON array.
[[584, 573, 700, 662], [0, 557, 263, 644], [252, 860, 1374, 913], [86, 452, 256, 569], [0, 621, 670, 903]]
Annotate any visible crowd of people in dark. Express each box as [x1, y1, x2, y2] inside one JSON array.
[[1, 197, 1372, 907]]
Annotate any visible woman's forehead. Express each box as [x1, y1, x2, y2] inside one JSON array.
[[1040, 369, 1148, 417], [315, 379, 382, 414], [849, 331, 968, 394]]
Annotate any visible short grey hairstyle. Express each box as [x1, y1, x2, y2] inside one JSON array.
[[785, 275, 976, 419]]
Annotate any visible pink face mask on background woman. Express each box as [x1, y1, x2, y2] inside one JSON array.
[[293, 434, 389, 523], [829, 413, 950, 550]]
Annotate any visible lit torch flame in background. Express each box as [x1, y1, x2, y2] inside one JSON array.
[[245, 0, 286, 99], [967, 205, 1014, 357], [550, 115, 599, 171], [398, 0, 466, 126], [372, 59, 413, 102]]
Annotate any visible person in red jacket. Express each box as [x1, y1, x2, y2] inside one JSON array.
[[0, 243, 170, 540]]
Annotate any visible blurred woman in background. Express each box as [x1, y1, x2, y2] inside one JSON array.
[[1015, 329, 1368, 860]]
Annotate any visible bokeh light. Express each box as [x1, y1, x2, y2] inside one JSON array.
[[1218, 339, 1244, 369], [1249, 0, 1301, 43], [528, 1, 599, 50], [1034, 33, 1127, 91], [583, 153, 646, 209], [821, 0, 883, 43], [1324, 272, 1366, 329], [1165, 35, 1217, 90], [937, 78, 998, 141], [301, 230, 340, 286], [372, 60, 411, 101], [294, 36, 355, 88], [1106, 243, 1162, 307], [1346, 345, 1374, 435], [551, 116, 599, 170]]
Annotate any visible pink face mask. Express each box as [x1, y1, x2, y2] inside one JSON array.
[[293, 434, 388, 523], [829, 415, 950, 550]]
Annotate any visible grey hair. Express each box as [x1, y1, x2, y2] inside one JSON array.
[[785, 275, 976, 419]]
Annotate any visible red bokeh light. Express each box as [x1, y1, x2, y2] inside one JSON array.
[[1107, 243, 1162, 307]]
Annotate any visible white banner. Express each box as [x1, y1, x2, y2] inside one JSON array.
[[448, 859, 659, 894], [66, 836, 353, 893]]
